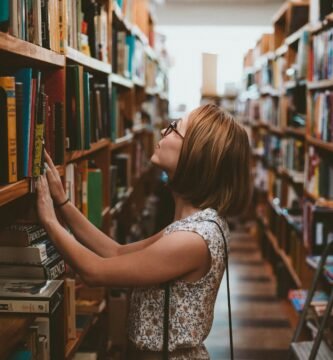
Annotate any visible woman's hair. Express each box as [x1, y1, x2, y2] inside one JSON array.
[[169, 103, 252, 217]]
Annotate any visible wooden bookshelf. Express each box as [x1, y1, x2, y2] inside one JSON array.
[[0, 32, 65, 67], [66, 47, 111, 74], [0, 1, 168, 359], [304, 189, 333, 208], [65, 139, 110, 163], [269, 125, 285, 136], [0, 314, 36, 360], [306, 136, 333, 153], [275, 44, 288, 57]]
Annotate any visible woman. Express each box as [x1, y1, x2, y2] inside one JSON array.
[[36, 103, 251, 359]]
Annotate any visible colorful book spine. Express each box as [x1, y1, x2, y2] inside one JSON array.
[[0, 77, 18, 184]]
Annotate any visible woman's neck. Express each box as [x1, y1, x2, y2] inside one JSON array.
[[172, 194, 201, 221]]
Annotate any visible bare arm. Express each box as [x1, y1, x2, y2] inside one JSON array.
[[44, 150, 166, 257], [37, 174, 199, 288]]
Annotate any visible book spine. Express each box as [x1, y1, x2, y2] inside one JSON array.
[[0, 299, 49, 313], [0, 77, 18, 184], [32, 92, 46, 177], [45, 258, 65, 279]]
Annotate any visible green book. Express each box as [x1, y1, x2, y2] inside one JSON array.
[[88, 169, 103, 228]]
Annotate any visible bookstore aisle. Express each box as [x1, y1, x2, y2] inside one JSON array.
[[206, 222, 293, 360]]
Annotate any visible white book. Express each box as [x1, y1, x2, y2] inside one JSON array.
[[0, 279, 63, 314]]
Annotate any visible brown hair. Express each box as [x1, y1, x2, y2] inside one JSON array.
[[169, 104, 252, 217]]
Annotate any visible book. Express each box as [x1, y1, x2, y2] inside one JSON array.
[[0, 0, 9, 32], [87, 168, 103, 228], [0, 279, 63, 314], [15, 68, 33, 178], [288, 289, 329, 312], [0, 224, 47, 247], [0, 239, 57, 264], [0, 252, 65, 280], [0, 76, 18, 184]]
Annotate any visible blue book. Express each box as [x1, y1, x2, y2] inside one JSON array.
[[126, 35, 136, 79], [15, 68, 32, 177]]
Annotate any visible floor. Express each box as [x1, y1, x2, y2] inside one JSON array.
[[205, 223, 294, 360]]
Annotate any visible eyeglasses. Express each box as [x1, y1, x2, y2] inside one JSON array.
[[162, 121, 184, 139]]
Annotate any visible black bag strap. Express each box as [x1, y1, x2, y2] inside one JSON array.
[[163, 219, 234, 360]]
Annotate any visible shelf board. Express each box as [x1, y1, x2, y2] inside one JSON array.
[[132, 25, 148, 45], [275, 44, 288, 57], [269, 125, 285, 136], [304, 189, 333, 208], [113, 2, 132, 33], [133, 76, 145, 87], [0, 179, 31, 207], [307, 79, 333, 90], [285, 23, 310, 45], [251, 121, 269, 129], [145, 87, 159, 96], [111, 73, 133, 88], [65, 314, 95, 360], [110, 134, 134, 150], [133, 124, 150, 134], [284, 127, 306, 139], [0, 314, 36, 360], [66, 47, 111, 74], [284, 79, 307, 90], [66, 139, 110, 163], [260, 86, 282, 97], [306, 135, 333, 153], [0, 32, 65, 67]]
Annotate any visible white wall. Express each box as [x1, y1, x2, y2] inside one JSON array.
[[155, 2, 281, 115], [157, 25, 270, 114]]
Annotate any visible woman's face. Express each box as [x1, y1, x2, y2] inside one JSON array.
[[151, 116, 189, 177]]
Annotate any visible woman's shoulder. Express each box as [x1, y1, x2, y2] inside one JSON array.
[[164, 208, 229, 239]]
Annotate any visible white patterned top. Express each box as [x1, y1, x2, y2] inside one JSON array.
[[128, 208, 230, 359]]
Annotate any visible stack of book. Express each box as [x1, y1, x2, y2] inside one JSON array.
[[0, 224, 65, 280]]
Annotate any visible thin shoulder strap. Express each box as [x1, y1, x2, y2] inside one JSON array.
[[163, 219, 234, 360], [205, 219, 234, 360]]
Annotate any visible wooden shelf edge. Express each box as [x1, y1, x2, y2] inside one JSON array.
[[65, 314, 95, 360], [110, 134, 134, 150], [66, 139, 110, 163], [284, 127, 306, 138], [285, 23, 310, 45], [307, 79, 333, 90], [304, 189, 333, 208], [306, 135, 333, 153], [0, 32, 65, 67], [111, 73, 133, 88], [66, 47, 111, 74], [0, 179, 30, 206]]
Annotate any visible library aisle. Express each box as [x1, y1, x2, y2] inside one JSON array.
[[206, 222, 293, 360]]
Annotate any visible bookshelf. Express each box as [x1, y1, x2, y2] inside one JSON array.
[[239, 0, 333, 353], [0, 0, 169, 359]]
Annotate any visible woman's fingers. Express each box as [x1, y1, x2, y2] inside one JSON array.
[[44, 150, 56, 172]]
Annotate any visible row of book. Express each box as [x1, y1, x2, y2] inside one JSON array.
[[309, 90, 333, 142], [0, 70, 65, 184], [312, 27, 333, 82], [305, 146, 333, 199], [0, 0, 64, 52], [68, 0, 108, 62], [66, 65, 110, 150]]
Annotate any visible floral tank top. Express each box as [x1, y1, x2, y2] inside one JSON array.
[[128, 208, 230, 359]]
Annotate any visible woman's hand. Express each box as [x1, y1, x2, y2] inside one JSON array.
[[36, 174, 58, 226], [44, 150, 67, 204]]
